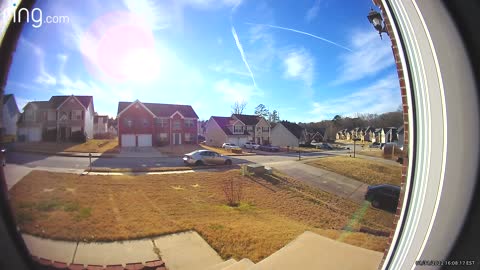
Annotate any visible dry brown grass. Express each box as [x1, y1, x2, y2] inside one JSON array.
[[14, 140, 119, 154], [305, 156, 402, 186], [358, 149, 385, 158], [65, 139, 118, 153], [9, 170, 395, 262]]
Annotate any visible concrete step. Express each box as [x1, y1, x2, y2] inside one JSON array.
[[222, 258, 254, 270], [249, 231, 383, 270], [203, 258, 237, 270]]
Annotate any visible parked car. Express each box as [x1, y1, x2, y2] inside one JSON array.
[[183, 150, 232, 166], [259, 144, 280, 152], [369, 142, 384, 148], [316, 143, 333, 150], [222, 143, 240, 149], [244, 141, 260, 149], [364, 184, 400, 212]]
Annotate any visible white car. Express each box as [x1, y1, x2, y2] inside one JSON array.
[[183, 150, 232, 166], [244, 142, 260, 149], [222, 143, 240, 149]]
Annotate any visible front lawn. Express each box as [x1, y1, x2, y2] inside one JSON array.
[[14, 140, 119, 154], [9, 170, 395, 262], [305, 156, 402, 186]]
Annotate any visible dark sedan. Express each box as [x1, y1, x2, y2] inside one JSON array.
[[364, 184, 400, 212]]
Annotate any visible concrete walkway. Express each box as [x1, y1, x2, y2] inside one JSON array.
[[264, 161, 368, 204], [22, 231, 223, 270], [250, 231, 383, 270]]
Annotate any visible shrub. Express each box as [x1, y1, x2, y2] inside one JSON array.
[[222, 178, 243, 207]]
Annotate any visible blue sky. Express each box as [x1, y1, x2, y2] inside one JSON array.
[[4, 0, 401, 121]]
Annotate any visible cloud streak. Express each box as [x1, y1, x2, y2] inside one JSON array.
[[305, 0, 321, 22], [245, 22, 352, 52], [231, 26, 257, 88]]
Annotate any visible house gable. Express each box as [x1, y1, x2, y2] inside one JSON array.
[[117, 100, 156, 118], [170, 110, 185, 119], [56, 95, 87, 111]]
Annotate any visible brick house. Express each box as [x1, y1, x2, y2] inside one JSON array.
[[17, 95, 94, 142], [117, 100, 198, 147]]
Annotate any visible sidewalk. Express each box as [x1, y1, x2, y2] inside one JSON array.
[[22, 231, 224, 270]]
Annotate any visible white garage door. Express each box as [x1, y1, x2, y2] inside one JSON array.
[[19, 127, 41, 142], [137, 134, 152, 147], [227, 137, 248, 147], [121, 134, 136, 147]]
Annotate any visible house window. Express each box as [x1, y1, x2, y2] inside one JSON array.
[[143, 119, 149, 127], [25, 109, 34, 121], [247, 126, 254, 132], [156, 118, 168, 127], [185, 119, 194, 128], [234, 125, 243, 133], [72, 110, 82, 120], [185, 133, 192, 142], [158, 133, 168, 142], [262, 127, 269, 132], [173, 120, 181, 130], [125, 119, 133, 128]]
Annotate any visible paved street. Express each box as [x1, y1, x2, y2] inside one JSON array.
[[5, 149, 374, 204]]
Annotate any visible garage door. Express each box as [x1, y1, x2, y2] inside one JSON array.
[[19, 127, 41, 142], [137, 134, 152, 147], [121, 134, 136, 147]]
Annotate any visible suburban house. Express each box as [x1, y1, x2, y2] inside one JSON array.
[[198, 120, 207, 140], [17, 95, 94, 142], [231, 114, 271, 145], [363, 126, 376, 142], [107, 118, 118, 137], [1, 94, 20, 141], [271, 121, 306, 147], [374, 128, 386, 144], [205, 116, 249, 147], [117, 100, 199, 147], [93, 114, 109, 135], [384, 127, 398, 143], [304, 127, 327, 143], [397, 126, 405, 147]]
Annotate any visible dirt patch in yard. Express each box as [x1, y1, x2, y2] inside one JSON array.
[[9, 170, 395, 262], [305, 156, 402, 186]]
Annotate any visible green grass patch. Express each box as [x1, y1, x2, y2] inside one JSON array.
[[64, 201, 80, 212], [76, 207, 92, 220], [36, 199, 62, 212]]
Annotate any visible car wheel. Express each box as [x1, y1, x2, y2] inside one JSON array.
[[195, 160, 204, 166], [372, 200, 380, 208], [225, 159, 232, 166]]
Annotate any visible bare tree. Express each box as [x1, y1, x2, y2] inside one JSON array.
[[231, 100, 247, 114]]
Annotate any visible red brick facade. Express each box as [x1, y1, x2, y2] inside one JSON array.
[[371, 0, 410, 269], [117, 101, 198, 147]]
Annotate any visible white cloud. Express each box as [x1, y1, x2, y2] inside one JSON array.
[[123, 0, 172, 30], [305, 0, 321, 22], [311, 74, 401, 120], [332, 28, 395, 85], [231, 26, 257, 88], [19, 38, 57, 86], [283, 48, 314, 87], [214, 79, 263, 103]]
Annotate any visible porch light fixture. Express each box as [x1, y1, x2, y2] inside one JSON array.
[[367, 8, 389, 39]]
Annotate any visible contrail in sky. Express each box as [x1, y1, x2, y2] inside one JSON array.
[[246, 22, 352, 52], [231, 25, 257, 88]]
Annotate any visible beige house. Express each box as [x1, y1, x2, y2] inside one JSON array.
[[94, 115, 109, 135], [205, 116, 248, 147], [1, 94, 20, 140], [18, 95, 94, 142], [271, 121, 306, 147], [231, 114, 271, 145]]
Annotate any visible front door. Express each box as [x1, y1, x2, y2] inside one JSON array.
[[173, 133, 181, 145]]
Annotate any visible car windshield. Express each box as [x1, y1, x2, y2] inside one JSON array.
[[2, 0, 406, 269]]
